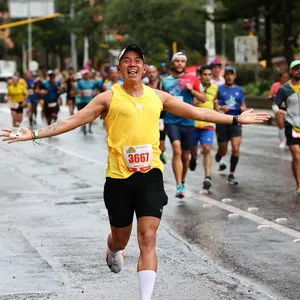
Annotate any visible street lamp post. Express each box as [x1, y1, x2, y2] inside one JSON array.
[[27, 0, 32, 71], [205, 0, 216, 64], [221, 23, 226, 65], [70, 0, 78, 71]]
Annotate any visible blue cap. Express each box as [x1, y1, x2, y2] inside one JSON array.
[[224, 66, 236, 74]]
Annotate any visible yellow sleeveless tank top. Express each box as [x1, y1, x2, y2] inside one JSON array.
[[104, 84, 163, 178]]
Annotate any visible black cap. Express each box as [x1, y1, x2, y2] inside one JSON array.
[[118, 44, 145, 61]]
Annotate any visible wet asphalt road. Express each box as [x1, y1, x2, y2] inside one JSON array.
[[0, 105, 299, 300]]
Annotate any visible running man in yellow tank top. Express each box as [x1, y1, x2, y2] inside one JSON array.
[[190, 65, 219, 192], [1, 44, 271, 300]]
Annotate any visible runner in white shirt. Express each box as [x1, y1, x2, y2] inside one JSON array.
[[210, 59, 225, 86]]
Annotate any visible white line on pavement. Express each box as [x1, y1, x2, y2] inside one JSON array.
[[199, 194, 300, 239], [45, 142, 107, 167], [43, 142, 300, 241]]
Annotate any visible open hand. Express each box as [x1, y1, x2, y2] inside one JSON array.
[[1, 127, 34, 144], [238, 109, 271, 124]]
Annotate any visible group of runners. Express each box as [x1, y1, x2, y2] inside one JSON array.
[[144, 55, 246, 197], [2, 44, 299, 300], [5, 66, 124, 134], [1, 44, 271, 300]]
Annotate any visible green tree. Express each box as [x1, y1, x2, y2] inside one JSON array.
[[6, 0, 106, 70], [104, 0, 207, 65]]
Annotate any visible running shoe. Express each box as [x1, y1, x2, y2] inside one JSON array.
[[227, 174, 238, 185], [202, 177, 212, 190], [215, 153, 221, 163], [189, 157, 197, 171], [106, 249, 124, 273], [175, 184, 185, 198], [295, 186, 300, 195], [218, 162, 227, 171], [160, 152, 168, 164], [279, 141, 285, 149]]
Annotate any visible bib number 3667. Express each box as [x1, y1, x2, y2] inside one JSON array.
[[292, 128, 300, 138], [123, 144, 153, 172]]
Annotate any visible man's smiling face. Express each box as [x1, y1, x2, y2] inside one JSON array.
[[118, 51, 146, 83]]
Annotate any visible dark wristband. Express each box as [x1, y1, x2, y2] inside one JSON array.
[[232, 116, 239, 125]]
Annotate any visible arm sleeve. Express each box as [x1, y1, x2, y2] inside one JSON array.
[[274, 86, 285, 107]]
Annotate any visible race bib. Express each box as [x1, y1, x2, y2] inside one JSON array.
[[48, 102, 57, 108], [28, 89, 34, 95], [10, 102, 19, 109], [292, 127, 300, 138], [175, 96, 183, 102], [82, 89, 92, 97], [123, 144, 153, 172]]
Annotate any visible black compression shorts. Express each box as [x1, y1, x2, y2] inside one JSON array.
[[103, 168, 168, 228]]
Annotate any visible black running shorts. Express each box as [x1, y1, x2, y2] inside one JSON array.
[[10, 102, 24, 114], [44, 103, 59, 119], [160, 129, 166, 141], [285, 124, 300, 146], [103, 168, 168, 228], [215, 124, 242, 143]]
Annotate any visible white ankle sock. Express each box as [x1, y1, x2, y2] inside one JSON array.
[[138, 270, 156, 300], [279, 128, 285, 139], [108, 248, 119, 258]]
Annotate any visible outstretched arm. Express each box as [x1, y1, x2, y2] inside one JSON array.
[[1, 90, 112, 144], [156, 90, 270, 125]]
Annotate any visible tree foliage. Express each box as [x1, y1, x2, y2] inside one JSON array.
[[5, 0, 106, 69], [104, 0, 207, 64], [215, 0, 300, 64], [1, 0, 299, 71]]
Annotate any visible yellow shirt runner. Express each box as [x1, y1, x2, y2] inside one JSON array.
[[104, 84, 163, 178]]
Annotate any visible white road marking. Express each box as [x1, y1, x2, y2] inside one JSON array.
[[199, 194, 300, 239], [44, 142, 107, 167]]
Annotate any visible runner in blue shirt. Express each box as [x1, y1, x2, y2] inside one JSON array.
[[162, 52, 205, 198], [76, 70, 96, 134], [37, 70, 62, 126], [215, 66, 246, 184], [25, 71, 38, 126]]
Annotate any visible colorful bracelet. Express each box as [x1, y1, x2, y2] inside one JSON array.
[[33, 130, 40, 140]]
